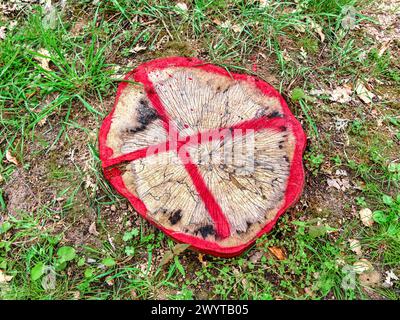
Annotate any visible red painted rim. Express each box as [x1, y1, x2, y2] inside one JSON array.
[[99, 57, 307, 257]]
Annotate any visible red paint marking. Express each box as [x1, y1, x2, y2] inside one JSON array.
[[102, 117, 287, 168], [131, 59, 232, 239], [101, 140, 184, 168], [133, 66, 179, 140], [98, 57, 307, 256], [178, 147, 231, 238]]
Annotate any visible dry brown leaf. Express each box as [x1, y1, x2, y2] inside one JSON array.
[[327, 177, 350, 191], [249, 251, 263, 263], [384, 270, 398, 287], [37, 116, 47, 127], [231, 24, 243, 33], [359, 270, 381, 287], [353, 259, 373, 274], [348, 238, 362, 256], [5, 149, 19, 166], [159, 250, 174, 267], [130, 289, 138, 299], [308, 18, 325, 42], [378, 40, 392, 57], [281, 49, 292, 62], [359, 208, 374, 227], [355, 82, 375, 104], [129, 44, 147, 54], [43, 0, 58, 30], [341, 6, 357, 30], [258, 0, 270, 8], [329, 86, 353, 103], [175, 2, 188, 11], [172, 243, 190, 255], [34, 48, 52, 71], [212, 18, 221, 26], [294, 24, 306, 33], [105, 276, 114, 286], [335, 169, 348, 176], [88, 221, 99, 236], [0, 26, 6, 40], [300, 47, 307, 60], [268, 246, 286, 260], [70, 18, 87, 36], [0, 270, 13, 283], [197, 253, 204, 263]]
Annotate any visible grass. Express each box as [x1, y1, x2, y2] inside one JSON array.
[[0, 0, 399, 300]]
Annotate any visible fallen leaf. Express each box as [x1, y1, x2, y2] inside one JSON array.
[[175, 2, 188, 11], [378, 41, 391, 57], [70, 18, 87, 36], [197, 253, 204, 264], [215, 19, 242, 33], [383, 270, 398, 287], [309, 88, 326, 96], [105, 276, 114, 286], [220, 20, 231, 29], [5, 149, 19, 166], [212, 18, 222, 26], [130, 289, 138, 299], [334, 118, 350, 131], [329, 86, 352, 103], [88, 221, 99, 236], [355, 82, 375, 104], [268, 246, 286, 260], [0, 270, 13, 283], [327, 177, 350, 191], [0, 26, 6, 40], [326, 178, 341, 190], [129, 44, 147, 54], [110, 65, 124, 80], [72, 291, 80, 300], [348, 239, 362, 256], [341, 6, 357, 30], [294, 24, 306, 33], [172, 243, 190, 255], [300, 47, 307, 60], [43, 0, 58, 30], [281, 49, 292, 62], [34, 48, 52, 71], [258, 0, 270, 8], [335, 169, 348, 176], [231, 24, 243, 33], [37, 116, 47, 127], [249, 251, 263, 263], [353, 259, 373, 274], [359, 208, 374, 227], [359, 270, 381, 287], [159, 250, 174, 267], [308, 18, 325, 42]]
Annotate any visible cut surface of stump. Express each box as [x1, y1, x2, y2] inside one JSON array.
[[99, 57, 306, 256]]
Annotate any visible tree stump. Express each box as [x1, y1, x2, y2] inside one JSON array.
[[99, 57, 306, 256]]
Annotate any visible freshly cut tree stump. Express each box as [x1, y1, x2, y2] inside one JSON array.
[[99, 57, 306, 257]]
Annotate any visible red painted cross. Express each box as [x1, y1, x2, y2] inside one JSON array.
[[101, 69, 288, 239]]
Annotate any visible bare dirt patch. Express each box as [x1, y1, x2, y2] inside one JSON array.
[[3, 168, 37, 218]]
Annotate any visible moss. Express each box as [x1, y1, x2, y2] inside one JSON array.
[[296, 36, 319, 55], [154, 40, 196, 58]]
